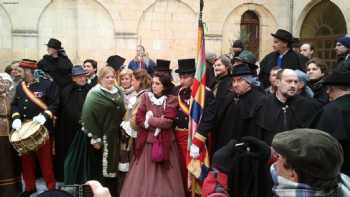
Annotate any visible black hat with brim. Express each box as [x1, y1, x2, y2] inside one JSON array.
[[231, 63, 255, 77], [323, 70, 350, 86], [46, 38, 62, 50], [155, 59, 171, 72], [271, 29, 294, 43], [71, 65, 88, 76], [106, 55, 126, 70], [175, 58, 196, 74]]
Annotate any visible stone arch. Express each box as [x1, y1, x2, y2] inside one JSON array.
[[75, 0, 115, 65], [38, 0, 115, 65], [137, 0, 197, 68], [0, 4, 13, 67], [38, 0, 78, 62], [297, 0, 347, 68], [295, 0, 348, 37], [221, 3, 278, 58]]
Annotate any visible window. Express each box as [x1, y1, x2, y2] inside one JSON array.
[[240, 11, 260, 58]]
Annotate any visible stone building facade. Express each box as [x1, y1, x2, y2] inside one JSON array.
[[0, 0, 349, 70]]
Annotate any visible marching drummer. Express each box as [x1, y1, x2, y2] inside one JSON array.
[[11, 59, 59, 196]]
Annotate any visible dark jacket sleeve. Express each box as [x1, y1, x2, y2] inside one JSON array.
[[11, 85, 21, 119], [197, 89, 216, 137], [46, 81, 60, 116]]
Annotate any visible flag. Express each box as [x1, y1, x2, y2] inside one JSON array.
[[187, 0, 210, 195]]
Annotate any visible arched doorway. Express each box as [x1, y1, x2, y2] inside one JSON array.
[[300, 0, 347, 68], [240, 10, 260, 58]]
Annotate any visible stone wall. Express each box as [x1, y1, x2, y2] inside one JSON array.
[[0, 0, 349, 70]]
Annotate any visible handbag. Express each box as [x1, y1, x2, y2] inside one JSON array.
[[151, 137, 165, 162]]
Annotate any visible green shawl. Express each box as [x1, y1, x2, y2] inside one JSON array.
[[81, 84, 126, 177]]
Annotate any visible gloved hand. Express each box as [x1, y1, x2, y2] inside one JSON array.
[[144, 111, 153, 129], [190, 144, 200, 158], [11, 119, 22, 130], [190, 136, 205, 159], [241, 136, 271, 160], [33, 113, 47, 125]]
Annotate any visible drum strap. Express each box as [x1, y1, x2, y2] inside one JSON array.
[[21, 81, 48, 111]]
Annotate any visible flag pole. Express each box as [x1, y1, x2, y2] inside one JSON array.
[[191, 1, 204, 197]]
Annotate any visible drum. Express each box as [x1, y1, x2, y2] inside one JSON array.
[[9, 121, 49, 155]]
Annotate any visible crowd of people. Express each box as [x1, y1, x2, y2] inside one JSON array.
[[0, 28, 350, 197]]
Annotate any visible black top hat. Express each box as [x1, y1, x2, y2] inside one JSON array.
[[106, 55, 126, 70], [155, 59, 171, 72], [46, 38, 62, 50], [71, 65, 88, 76], [323, 70, 350, 86], [231, 63, 255, 77], [175, 58, 196, 74], [271, 29, 294, 43]]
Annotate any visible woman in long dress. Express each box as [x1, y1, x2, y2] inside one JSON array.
[[0, 73, 21, 196], [118, 69, 152, 190], [120, 72, 185, 197], [81, 66, 126, 196]]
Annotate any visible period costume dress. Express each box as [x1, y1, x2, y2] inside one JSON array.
[[80, 84, 125, 196], [0, 73, 21, 196], [120, 92, 185, 197]]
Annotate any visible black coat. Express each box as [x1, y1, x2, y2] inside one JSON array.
[[210, 74, 232, 100], [38, 54, 73, 89], [198, 87, 265, 148], [212, 139, 272, 197], [212, 88, 265, 151], [11, 79, 59, 133], [334, 54, 350, 72], [259, 50, 308, 88], [55, 83, 90, 181], [310, 94, 350, 176], [256, 94, 322, 144], [308, 79, 329, 105]]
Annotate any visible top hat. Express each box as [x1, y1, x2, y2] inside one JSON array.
[[19, 59, 37, 69], [175, 58, 196, 74], [231, 63, 255, 77], [271, 29, 294, 43], [155, 59, 171, 72], [46, 38, 62, 50], [106, 55, 126, 70], [71, 65, 88, 77]]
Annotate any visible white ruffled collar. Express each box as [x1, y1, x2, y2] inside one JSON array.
[[97, 84, 119, 94], [148, 92, 167, 106]]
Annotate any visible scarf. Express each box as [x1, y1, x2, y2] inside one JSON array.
[[271, 165, 340, 197]]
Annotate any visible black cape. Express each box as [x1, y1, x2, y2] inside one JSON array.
[[256, 94, 322, 144], [38, 54, 73, 89], [212, 88, 266, 151], [310, 94, 350, 176], [55, 83, 90, 181], [259, 50, 308, 88], [212, 139, 272, 197]]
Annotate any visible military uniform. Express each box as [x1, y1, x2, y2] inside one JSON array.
[[11, 60, 58, 194]]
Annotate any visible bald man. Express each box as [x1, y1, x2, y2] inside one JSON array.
[[255, 69, 322, 144]]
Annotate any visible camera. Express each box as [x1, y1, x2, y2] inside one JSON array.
[[59, 184, 93, 197]]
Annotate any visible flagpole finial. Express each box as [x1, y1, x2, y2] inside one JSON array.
[[200, 0, 204, 12], [199, 0, 204, 22]]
